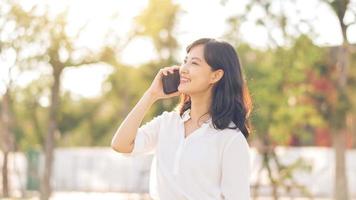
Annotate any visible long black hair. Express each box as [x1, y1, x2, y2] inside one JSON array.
[[177, 38, 252, 138]]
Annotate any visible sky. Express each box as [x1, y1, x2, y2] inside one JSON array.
[[0, 0, 355, 101]]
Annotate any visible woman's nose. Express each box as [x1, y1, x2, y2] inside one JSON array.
[[180, 63, 189, 74]]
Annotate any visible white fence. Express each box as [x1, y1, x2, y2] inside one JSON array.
[[0, 147, 355, 198]]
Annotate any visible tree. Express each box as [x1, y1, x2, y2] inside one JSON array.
[[323, 1, 355, 199], [0, 86, 16, 198], [134, 0, 181, 61], [1, 1, 113, 198], [223, 0, 355, 199], [35, 12, 107, 200], [231, 36, 324, 199], [0, 1, 35, 195]]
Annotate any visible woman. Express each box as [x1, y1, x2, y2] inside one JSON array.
[[111, 38, 252, 200]]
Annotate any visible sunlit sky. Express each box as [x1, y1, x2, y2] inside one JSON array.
[[1, 0, 355, 101]]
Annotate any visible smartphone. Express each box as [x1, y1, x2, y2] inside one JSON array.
[[162, 69, 180, 94]]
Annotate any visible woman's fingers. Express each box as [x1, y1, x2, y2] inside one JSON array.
[[162, 67, 170, 76], [162, 65, 180, 76], [170, 65, 180, 72]]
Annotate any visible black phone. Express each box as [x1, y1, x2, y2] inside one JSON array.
[[162, 69, 180, 94]]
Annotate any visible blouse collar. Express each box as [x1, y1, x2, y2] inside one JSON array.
[[180, 108, 213, 128]]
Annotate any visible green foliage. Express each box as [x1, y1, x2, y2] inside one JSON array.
[[134, 0, 181, 59], [11, 77, 51, 151], [236, 35, 327, 145], [2, 0, 354, 149]]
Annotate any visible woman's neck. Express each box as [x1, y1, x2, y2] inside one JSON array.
[[189, 92, 212, 124]]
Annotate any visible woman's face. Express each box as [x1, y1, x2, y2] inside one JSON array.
[[178, 44, 223, 95]]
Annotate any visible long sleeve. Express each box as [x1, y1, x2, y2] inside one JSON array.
[[121, 111, 168, 157], [220, 133, 251, 200]]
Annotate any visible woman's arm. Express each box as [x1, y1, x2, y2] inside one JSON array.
[[111, 91, 156, 153], [111, 65, 181, 153]]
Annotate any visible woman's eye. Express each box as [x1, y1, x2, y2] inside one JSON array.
[[182, 60, 198, 65]]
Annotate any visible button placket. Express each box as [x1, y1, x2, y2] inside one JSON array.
[[173, 109, 211, 176], [173, 139, 184, 175], [173, 109, 189, 175]]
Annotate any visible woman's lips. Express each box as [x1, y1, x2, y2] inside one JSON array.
[[180, 77, 190, 84]]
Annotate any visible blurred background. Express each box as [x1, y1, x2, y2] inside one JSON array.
[[0, 0, 355, 199]]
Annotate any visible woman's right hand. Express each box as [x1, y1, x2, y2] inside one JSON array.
[[146, 65, 182, 101]]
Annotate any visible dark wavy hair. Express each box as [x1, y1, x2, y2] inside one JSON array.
[[177, 38, 252, 138]]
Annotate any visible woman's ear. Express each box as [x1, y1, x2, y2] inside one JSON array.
[[211, 69, 224, 84]]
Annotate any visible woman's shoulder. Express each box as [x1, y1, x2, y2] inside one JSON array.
[[155, 109, 181, 120], [215, 122, 248, 147], [214, 121, 240, 134]]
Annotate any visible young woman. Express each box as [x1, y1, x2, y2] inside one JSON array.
[[111, 38, 252, 200]]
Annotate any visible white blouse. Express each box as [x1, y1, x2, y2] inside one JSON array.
[[121, 108, 251, 200]]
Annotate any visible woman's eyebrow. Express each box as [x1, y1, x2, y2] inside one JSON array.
[[192, 57, 202, 62], [184, 56, 202, 62]]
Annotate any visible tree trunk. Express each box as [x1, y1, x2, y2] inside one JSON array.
[[0, 90, 15, 198], [40, 67, 62, 200], [2, 151, 9, 197], [332, 37, 350, 199], [351, 115, 355, 148], [332, 131, 349, 200]]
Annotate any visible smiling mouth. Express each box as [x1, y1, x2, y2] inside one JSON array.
[[180, 79, 190, 84], [180, 77, 190, 83]]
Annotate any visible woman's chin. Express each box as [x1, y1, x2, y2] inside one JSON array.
[[178, 85, 189, 94]]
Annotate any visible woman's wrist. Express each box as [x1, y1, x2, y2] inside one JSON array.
[[144, 91, 159, 104]]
